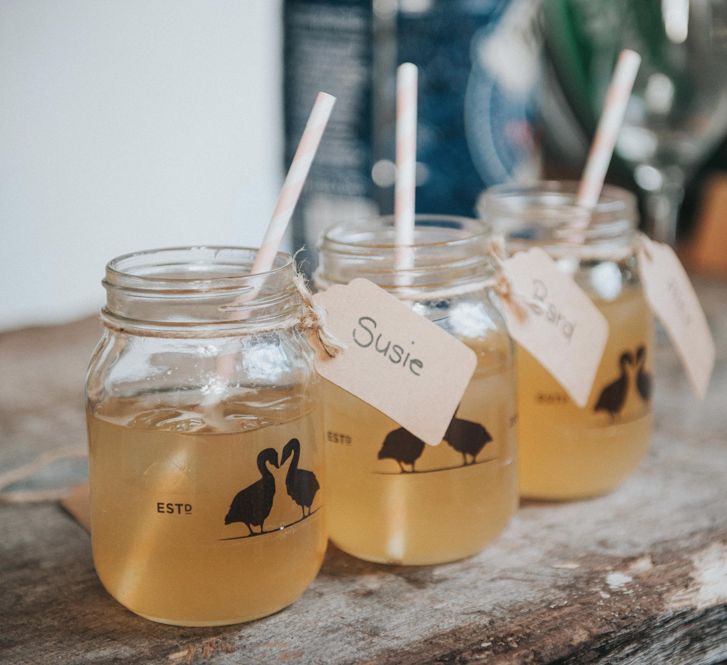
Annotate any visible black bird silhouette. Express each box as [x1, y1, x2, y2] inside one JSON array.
[[635, 345, 652, 402], [281, 438, 320, 518], [224, 448, 279, 535], [444, 417, 493, 465], [378, 428, 426, 472], [594, 351, 633, 420]]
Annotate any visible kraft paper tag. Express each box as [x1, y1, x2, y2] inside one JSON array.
[[501, 248, 609, 407], [312, 278, 477, 445], [638, 236, 715, 399]]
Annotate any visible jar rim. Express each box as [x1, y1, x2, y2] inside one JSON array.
[[105, 246, 294, 292], [315, 215, 493, 297], [321, 214, 488, 252], [482, 181, 637, 216], [101, 246, 304, 336], [479, 181, 638, 253]]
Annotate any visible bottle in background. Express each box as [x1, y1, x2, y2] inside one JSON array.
[[284, 0, 541, 271]]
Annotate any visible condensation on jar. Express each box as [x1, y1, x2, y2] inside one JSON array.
[[481, 182, 654, 500], [85, 247, 325, 626], [314, 215, 518, 566]]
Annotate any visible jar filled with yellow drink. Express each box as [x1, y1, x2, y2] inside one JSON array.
[[481, 182, 653, 500], [314, 216, 518, 565], [86, 247, 325, 626]]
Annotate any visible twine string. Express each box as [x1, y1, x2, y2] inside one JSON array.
[[484, 236, 540, 322], [292, 271, 345, 358], [212, 269, 345, 355], [0, 445, 87, 504]]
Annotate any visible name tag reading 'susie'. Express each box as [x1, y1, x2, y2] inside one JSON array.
[[312, 278, 477, 445]]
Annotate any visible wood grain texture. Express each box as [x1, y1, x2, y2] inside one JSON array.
[[1, 281, 726, 665]]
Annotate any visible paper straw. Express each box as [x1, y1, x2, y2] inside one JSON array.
[[250, 91, 336, 276], [576, 50, 641, 209], [394, 63, 418, 273], [202, 91, 335, 412], [387, 64, 418, 558], [115, 96, 336, 594]]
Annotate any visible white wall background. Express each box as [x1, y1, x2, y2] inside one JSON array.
[[0, 0, 282, 330]]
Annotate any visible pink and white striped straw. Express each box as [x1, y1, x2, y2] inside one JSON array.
[[576, 50, 641, 209], [250, 91, 336, 275], [394, 63, 418, 272], [202, 92, 335, 411]]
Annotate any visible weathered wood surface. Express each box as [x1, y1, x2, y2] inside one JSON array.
[[1, 280, 726, 665]]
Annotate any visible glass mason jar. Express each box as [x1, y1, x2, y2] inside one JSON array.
[[85, 247, 325, 626], [480, 182, 654, 500], [314, 216, 518, 565]]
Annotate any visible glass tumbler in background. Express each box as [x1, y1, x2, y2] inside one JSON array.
[[86, 248, 325, 626], [543, 0, 727, 244], [314, 216, 518, 565], [481, 182, 654, 500]]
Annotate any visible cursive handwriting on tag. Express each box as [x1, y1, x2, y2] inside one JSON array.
[[312, 279, 477, 445], [530, 278, 576, 341], [638, 236, 714, 399], [501, 248, 609, 408]]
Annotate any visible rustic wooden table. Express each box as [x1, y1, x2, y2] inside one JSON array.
[[1, 280, 726, 665]]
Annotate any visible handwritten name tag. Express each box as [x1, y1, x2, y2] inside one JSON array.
[[501, 248, 608, 407], [312, 278, 477, 445], [638, 236, 714, 399]]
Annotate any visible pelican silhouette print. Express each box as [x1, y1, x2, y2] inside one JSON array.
[[221, 439, 321, 540]]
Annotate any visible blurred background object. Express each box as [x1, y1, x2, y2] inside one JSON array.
[[3, 0, 727, 331], [681, 171, 727, 276], [0, 0, 282, 330], [541, 0, 727, 244], [284, 0, 542, 271]]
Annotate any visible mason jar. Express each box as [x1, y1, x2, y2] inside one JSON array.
[[314, 216, 518, 565], [85, 247, 325, 626], [481, 182, 653, 500]]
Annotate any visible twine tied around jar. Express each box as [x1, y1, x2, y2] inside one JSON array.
[[484, 232, 649, 320], [292, 270, 345, 358], [485, 236, 540, 322], [213, 266, 344, 355], [379, 234, 551, 309]]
